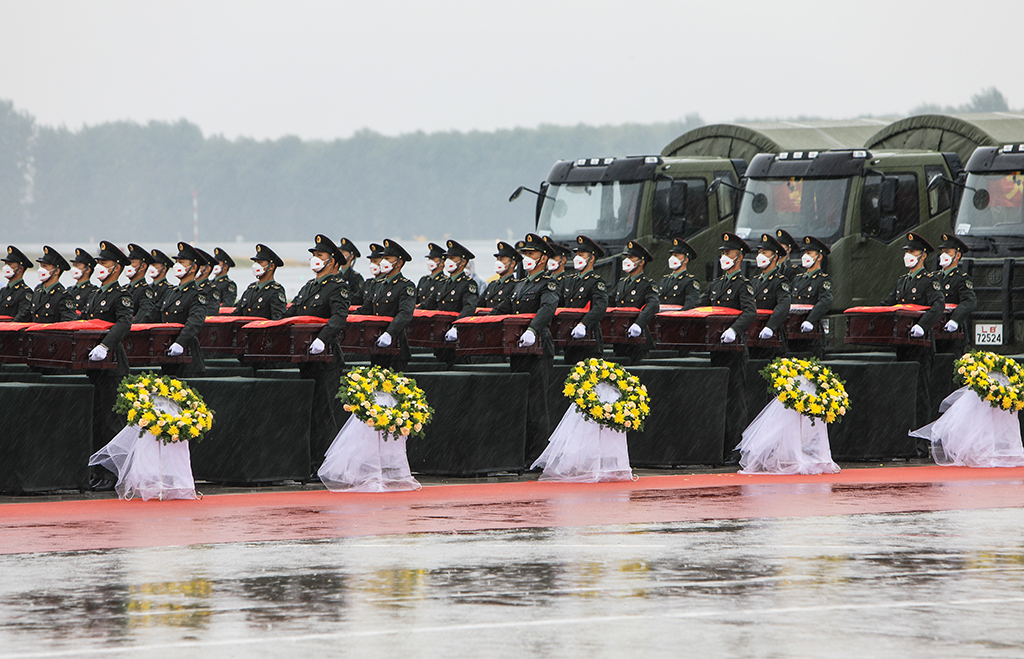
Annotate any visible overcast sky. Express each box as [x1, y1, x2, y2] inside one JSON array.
[[1, 0, 1020, 141]]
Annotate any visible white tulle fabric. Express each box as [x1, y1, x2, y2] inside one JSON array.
[[532, 382, 635, 482], [318, 393, 421, 492], [910, 381, 1024, 468], [737, 377, 840, 475], [89, 397, 197, 501]]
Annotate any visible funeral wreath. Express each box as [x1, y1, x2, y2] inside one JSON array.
[[113, 372, 215, 444], [956, 351, 1024, 412], [337, 366, 433, 440], [761, 357, 849, 425], [563, 358, 651, 432]]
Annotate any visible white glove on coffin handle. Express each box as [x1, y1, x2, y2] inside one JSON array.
[[309, 337, 326, 354]]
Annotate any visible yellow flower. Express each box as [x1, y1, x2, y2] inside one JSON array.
[[564, 383, 576, 397], [148, 426, 161, 436]]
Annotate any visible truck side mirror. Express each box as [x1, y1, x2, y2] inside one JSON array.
[[879, 178, 898, 214], [707, 179, 722, 196], [927, 174, 946, 193]]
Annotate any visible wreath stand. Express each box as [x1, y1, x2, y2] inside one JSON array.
[[89, 397, 198, 501], [318, 392, 421, 492]]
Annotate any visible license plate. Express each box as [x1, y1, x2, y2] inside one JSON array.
[[975, 323, 1003, 345]]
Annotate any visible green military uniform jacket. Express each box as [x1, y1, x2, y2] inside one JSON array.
[[417, 272, 445, 305], [779, 259, 803, 282], [232, 280, 288, 320], [421, 271, 478, 320], [29, 280, 77, 323], [359, 272, 416, 361], [213, 275, 237, 307], [69, 281, 98, 314], [938, 266, 976, 326], [611, 271, 660, 353], [882, 268, 945, 330], [699, 270, 757, 334], [657, 270, 701, 309], [81, 282, 134, 351], [753, 267, 792, 333], [341, 266, 365, 306], [481, 273, 518, 308], [197, 278, 221, 315], [490, 271, 560, 357], [128, 277, 157, 323], [563, 270, 609, 350], [160, 280, 209, 347], [287, 273, 350, 344], [361, 275, 383, 307], [791, 269, 833, 326], [1, 278, 33, 321]]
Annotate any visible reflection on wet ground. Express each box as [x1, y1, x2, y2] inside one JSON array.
[[2, 508, 1024, 658]]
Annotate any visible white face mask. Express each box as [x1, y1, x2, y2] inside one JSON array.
[[547, 258, 560, 271], [172, 262, 188, 279], [756, 253, 773, 269], [573, 255, 589, 270], [70, 267, 84, 281], [379, 258, 394, 274], [2, 265, 15, 280], [252, 263, 266, 278], [621, 258, 637, 273], [903, 253, 920, 269], [94, 264, 111, 281], [668, 256, 683, 270], [938, 253, 954, 268], [369, 262, 381, 277], [146, 265, 160, 282], [494, 260, 507, 275], [309, 257, 325, 273], [521, 256, 538, 272], [443, 258, 459, 274], [720, 255, 736, 271], [426, 259, 439, 272], [801, 253, 817, 268], [122, 265, 137, 279], [37, 267, 52, 283], [212, 265, 222, 276]]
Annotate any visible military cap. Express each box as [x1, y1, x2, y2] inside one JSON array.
[[97, 241, 131, 267], [493, 241, 521, 260], [71, 248, 96, 268], [800, 235, 831, 255], [425, 242, 446, 259], [574, 235, 606, 259], [194, 247, 216, 268], [214, 247, 236, 268], [754, 233, 787, 257], [445, 239, 475, 260], [517, 233, 554, 257], [775, 229, 799, 251], [37, 246, 71, 271], [251, 244, 284, 267], [3, 246, 33, 270], [127, 243, 154, 264], [174, 242, 203, 264], [310, 234, 346, 265], [367, 242, 385, 258], [381, 239, 412, 262], [939, 233, 969, 254], [719, 232, 752, 253], [902, 232, 934, 253], [338, 237, 361, 258], [669, 237, 697, 261], [624, 240, 653, 262], [542, 236, 573, 258], [150, 248, 174, 267]]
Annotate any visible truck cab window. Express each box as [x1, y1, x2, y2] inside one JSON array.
[[861, 173, 919, 243], [653, 178, 708, 239]]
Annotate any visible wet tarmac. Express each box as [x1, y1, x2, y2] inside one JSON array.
[[2, 469, 1024, 658]]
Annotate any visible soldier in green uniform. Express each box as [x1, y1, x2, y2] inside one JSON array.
[[69, 248, 99, 313], [231, 244, 287, 320], [81, 242, 135, 490], [338, 238, 365, 306], [359, 239, 416, 373], [29, 246, 77, 323], [418, 242, 446, 305], [481, 241, 520, 308], [934, 233, 976, 356], [700, 232, 757, 461], [1, 246, 34, 321], [124, 243, 158, 322], [160, 242, 211, 378], [193, 247, 222, 315], [749, 233, 792, 360], [148, 248, 174, 302], [427, 239, 479, 368], [775, 229, 803, 281], [362, 243, 385, 304], [286, 234, 350, 470], [542, 236, 573, 302], [490, 233, 560, 466], [610, 241, 660, 366], [882, 232, 945, 437], [562, 235, 609, 365], [788, 235, 833, 358], [658, 238, 701, 309], [213, 247, 238, 307]]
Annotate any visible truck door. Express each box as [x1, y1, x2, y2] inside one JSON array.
[[851, 172, 920, 305]]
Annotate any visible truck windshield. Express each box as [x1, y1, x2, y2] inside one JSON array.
[[955, 172, 1024, 237], [537, 181, 643, 242], [735, 177, 849, 245]]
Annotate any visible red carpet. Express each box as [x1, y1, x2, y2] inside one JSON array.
[[2, 466, 1023, 555]]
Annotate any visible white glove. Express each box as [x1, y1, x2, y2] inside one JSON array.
[[309, 337, 325, 354], [910, 324, 925, 338], [167, 342, 184, 357], [445, 327, 458, 342], [571, 323, 587, 339], [721, 328, 736, 344], [800, 321, 814, 333], [88, 344, 108, 361], [758, 327, 774, 340], [376, 331, 392, 348], [627, 323, 642, 338], [944, 320, 959, 332], [518, 329, 536, 347]]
